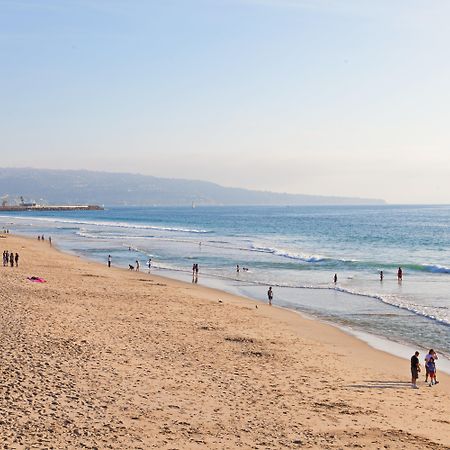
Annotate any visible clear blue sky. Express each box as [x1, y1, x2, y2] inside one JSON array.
[[1, 0, 449, 203]]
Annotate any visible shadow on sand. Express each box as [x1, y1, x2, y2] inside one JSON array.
[[346, 380, 412, 389]]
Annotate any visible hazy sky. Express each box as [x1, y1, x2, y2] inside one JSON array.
[[1, 0, 449, 203]]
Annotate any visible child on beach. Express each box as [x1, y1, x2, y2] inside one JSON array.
[[426, 357, 437, 387]]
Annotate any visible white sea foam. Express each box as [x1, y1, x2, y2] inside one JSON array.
[[249, 243, 361, 264], [7, 215, 211, 234], [421, 264, 450, 274], [331, 286, 450, 326], [239, 278, 450, 326], [250, 243, 326, 262]]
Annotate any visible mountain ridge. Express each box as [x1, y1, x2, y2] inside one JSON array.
[[0, 168, 386, 206]]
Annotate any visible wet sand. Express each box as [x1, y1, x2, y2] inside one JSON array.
[[1, 234, 449, 449]]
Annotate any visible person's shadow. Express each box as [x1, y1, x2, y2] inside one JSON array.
[[346, 380, 412, 389]]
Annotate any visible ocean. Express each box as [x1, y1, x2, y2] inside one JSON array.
[[2, 204, 449, 369]]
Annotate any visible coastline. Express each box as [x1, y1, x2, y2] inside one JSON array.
[[136, 266, 450, 376], [1, 233, 449, 448], [4, 206, 450, 365]]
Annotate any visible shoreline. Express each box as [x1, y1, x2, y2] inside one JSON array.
[[5, 228, 450, 376], [4, 212, 450, 366], [124, 264, 450, 376], [1, 233, 449, 448]]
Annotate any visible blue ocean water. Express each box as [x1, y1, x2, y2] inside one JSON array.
[[2, 205, 449, 363]]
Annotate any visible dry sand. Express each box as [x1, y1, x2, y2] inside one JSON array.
[[0, 234, 449, 449]]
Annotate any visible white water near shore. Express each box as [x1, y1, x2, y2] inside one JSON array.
[[149, 266, 450, 376]]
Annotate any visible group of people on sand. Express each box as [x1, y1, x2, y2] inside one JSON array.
[[2, 250, 19, 267], [411, 349, 440, 389], [37, 234, 52, 245], [109, 254, 153, 273], [128, 260, 140, 271]]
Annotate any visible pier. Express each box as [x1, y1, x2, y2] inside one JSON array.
[[0, 205, 103, 212]]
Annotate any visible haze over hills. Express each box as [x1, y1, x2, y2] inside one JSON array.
[[0, 168, 385, 206]]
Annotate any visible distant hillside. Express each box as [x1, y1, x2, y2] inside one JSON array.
[[0, 168, 385, 206]]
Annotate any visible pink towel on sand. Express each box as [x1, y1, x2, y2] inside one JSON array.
[[27, 276, 46, 283]]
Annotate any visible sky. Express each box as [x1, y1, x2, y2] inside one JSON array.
[[1, 0, 449, 204]]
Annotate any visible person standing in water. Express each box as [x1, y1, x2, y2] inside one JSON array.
[[192, 263, 198, 283], [380, 270, 384, 281], [267, 287, 273, 306], [397, 267, 403, 281], [108, 255, 111, 268], [333, 273, 338, 283]]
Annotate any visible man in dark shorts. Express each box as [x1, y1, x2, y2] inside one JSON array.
[[411, 351, 420, 389]]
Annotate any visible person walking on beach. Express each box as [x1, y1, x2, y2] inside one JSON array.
[[192, 263, 198, 283], [380, 270, 384, 281], [49, 236, 52, 246], [411, 351, 420, 389], [14, 252, 19, 267], [267, 287, 273, 306], [397, 267, 403, 281], [10, 252, 14, 267], [108, 255, 111, 268], [333, 273, 338, 283], [148, 258, 152, 270], [135, 260, 140, 271]]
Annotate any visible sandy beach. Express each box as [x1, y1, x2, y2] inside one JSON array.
[[0, 234, 449, 449]]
